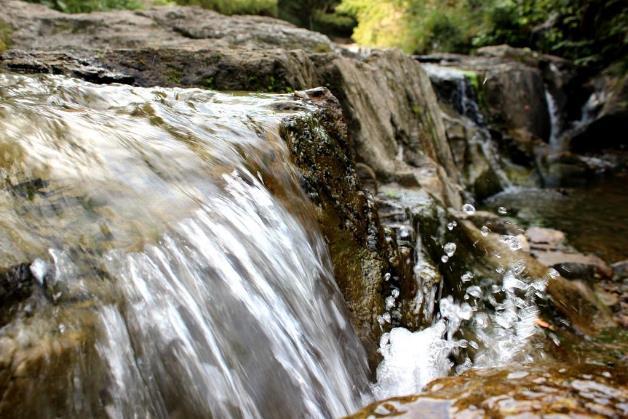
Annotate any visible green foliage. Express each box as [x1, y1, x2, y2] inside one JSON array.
[[174, 0, 277, 16], [279, 0, 354, 37], [26, 0, 143, 13], [339, 0, 627, 70]]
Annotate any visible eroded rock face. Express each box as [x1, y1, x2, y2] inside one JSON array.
[[570, 70, 628, 152], [279, 88, 388, 362]]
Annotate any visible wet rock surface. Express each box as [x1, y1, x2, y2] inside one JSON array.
[[351, 363, 628, 418], [0, 0, 466, 363], [279, 88, 388, 363]]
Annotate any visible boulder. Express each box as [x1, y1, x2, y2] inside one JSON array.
[[417, 51, 551, 144], [570, 70, 628, 152]]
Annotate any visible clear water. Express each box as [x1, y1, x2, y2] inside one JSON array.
[[0, 73, 370, 418], [486, 177, 628, 263]]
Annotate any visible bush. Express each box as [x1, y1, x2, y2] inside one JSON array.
[[27, 0, 278, 15], [339, 0, 627, 70]]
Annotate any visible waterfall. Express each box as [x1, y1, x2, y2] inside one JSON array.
[[422, 64, 512, 190], [0, 73, 370, 418], [545, 87, 562, 150]]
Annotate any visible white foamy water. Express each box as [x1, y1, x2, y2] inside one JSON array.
[[373, 252, 546, 399], [545, 88, 562, 150]]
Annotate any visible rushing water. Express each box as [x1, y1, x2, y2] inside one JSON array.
[[0, 73, 370, 418]]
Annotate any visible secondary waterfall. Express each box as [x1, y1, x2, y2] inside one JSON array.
[[421, 64, 512, 190], [0, 73, 370, 418]]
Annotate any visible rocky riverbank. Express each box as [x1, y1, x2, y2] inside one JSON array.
[[0, 1, 626, 417]]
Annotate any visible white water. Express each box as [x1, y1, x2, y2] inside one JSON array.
[[0, 73, 370, 418], [545, 88, 562, 150], [373, 238, 547, 399]]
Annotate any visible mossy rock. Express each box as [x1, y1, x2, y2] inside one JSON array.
[[0, 20, 11, 53]]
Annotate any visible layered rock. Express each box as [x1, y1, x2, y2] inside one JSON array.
[[0, 0, 462, 207]]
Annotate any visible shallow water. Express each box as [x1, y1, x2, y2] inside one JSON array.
[[486, 176, 628, 263]]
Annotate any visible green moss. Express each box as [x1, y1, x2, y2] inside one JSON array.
[[165, 68, 183, 85], [461, 70, 479, 92], [174, 0, 277, 16], [202, 75, 216, 89], [313, 43, 332, 53], [0, 20, 12, 53]]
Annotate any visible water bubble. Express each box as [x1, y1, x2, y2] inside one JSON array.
[[466, 285, 482, 298], [548, 268, 560, 279], [58, 323, 66, 334], [497, 206, 508, 215], [441, 255, 449, 263], [461, 271, 474, 282], [462, 203, 476, 215], [511, 260, 526, 275], [447, 221, 457, 231], [385, 296, 396, 310], [382, 312, 391, 323], [480, 225, 490, 236], [443, 242, 457, 257], [500, 235, 522, 251], [391, 288, 400, 298], [384, 272, 391, 282], [475, 313, 490, 329]]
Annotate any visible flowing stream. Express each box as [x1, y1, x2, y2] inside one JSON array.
[[0, 73, 370, 418]]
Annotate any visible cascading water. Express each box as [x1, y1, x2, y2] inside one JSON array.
[[545, 88, 562, 150], [0, 73, 371, 418], [421, 64, 512, 190]]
